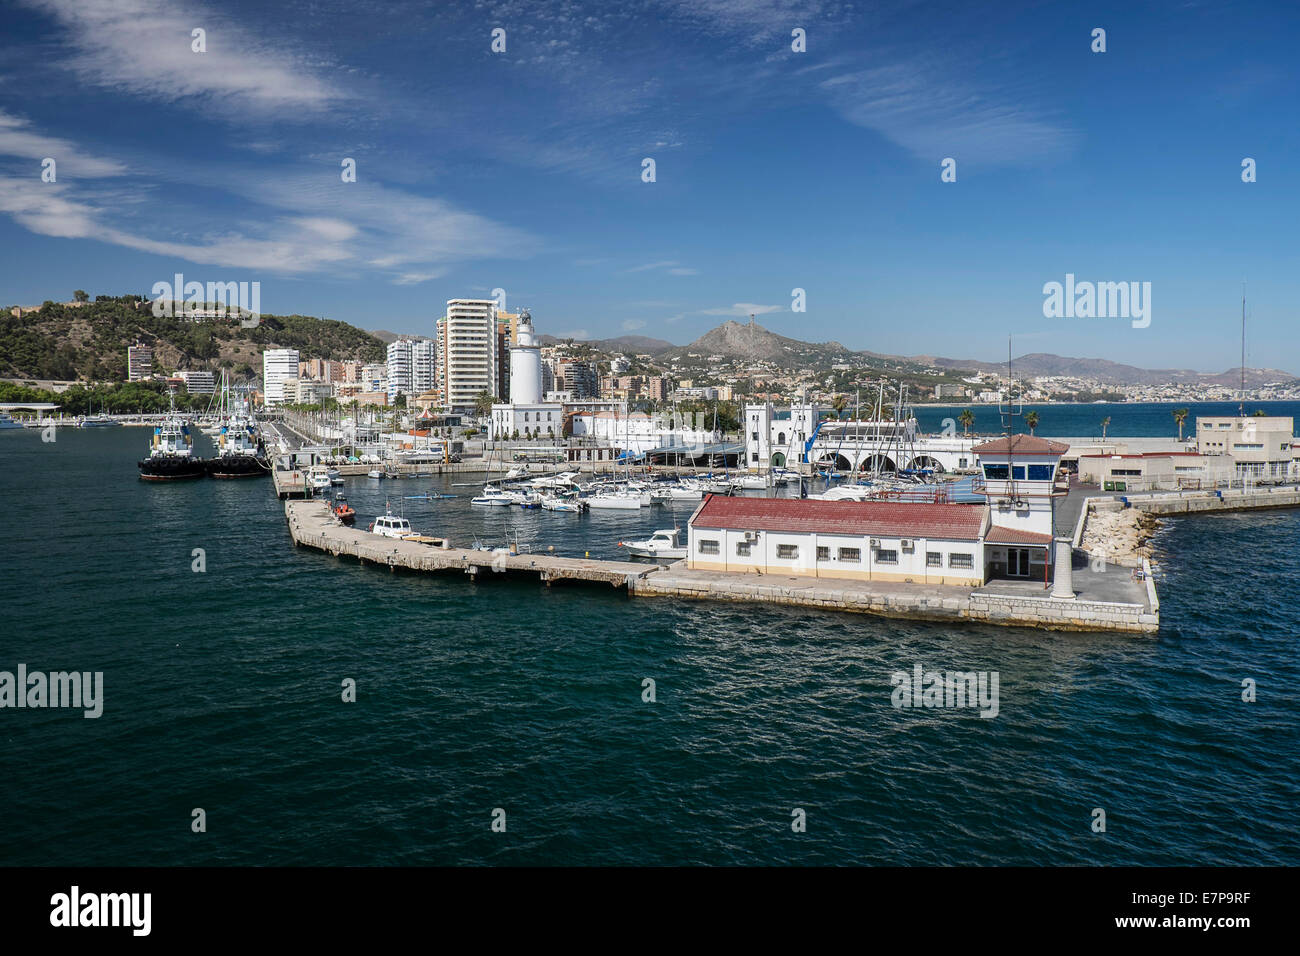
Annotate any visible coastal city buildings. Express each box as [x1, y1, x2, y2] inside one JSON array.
[[262, 348, 300, 408], [386, 339, 411, 402], [438, 299, 500, 414], [1196, 416, 1295, 478], [127, 344, 153, 381], [177, 369, 215, 395]]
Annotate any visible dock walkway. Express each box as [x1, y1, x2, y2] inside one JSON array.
[[285, 500, 657, 587]]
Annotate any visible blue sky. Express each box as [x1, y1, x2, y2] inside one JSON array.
[[1, 0, 1297, 372]]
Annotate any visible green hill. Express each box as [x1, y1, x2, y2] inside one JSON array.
[[0, 295, 386, 381]]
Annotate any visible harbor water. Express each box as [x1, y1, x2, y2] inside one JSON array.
[[1, 424, 1296, 865]]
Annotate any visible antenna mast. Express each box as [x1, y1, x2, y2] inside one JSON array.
[[997, 334, 1023, 433], [1239, 283, 1246, 417]]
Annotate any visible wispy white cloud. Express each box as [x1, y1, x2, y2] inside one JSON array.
[[0, 117, 537, 281], [819, 62, 1076, 165], [19, 0, 347, 114], [625, 259, 698, 275], [0, 110, 127, 177], [393, 270, 447, 286], [700, 302, 784, 316], [622, 319, 647, 331]]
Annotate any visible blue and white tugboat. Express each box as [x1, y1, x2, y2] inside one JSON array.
[[138, 411, 206, 481]]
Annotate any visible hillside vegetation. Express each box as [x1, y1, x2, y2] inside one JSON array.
[[0, 295, 386, 382]]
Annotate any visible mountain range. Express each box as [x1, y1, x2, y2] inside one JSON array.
[[533, 319, 1295, 387]]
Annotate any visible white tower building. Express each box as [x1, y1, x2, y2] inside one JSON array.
[[386, 339, 413, 401], [509, 309, 543, 405], [262, 348, 300, 408]]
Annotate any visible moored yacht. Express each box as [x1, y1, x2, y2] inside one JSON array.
[[619, 528, 687, 561]]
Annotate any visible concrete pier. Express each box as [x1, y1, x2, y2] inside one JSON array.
[[282, 503, 1159, 633], [631, 564, 1157, 633], [1121, 484, 1300, 516], [285, 500, 657, 588]]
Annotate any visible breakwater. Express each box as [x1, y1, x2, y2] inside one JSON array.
[[284, 500, 1158, 633]]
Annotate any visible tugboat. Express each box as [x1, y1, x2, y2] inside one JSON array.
[[207, 414, 269, 477], [205, 373, 269, 478], [138, 413, 206, 480]]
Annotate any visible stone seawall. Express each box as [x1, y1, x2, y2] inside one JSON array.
[[1126, 487, 1300, 515], [632, 567, 1158, 634]]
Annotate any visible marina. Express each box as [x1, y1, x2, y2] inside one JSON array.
[[5, 410, 1296, 870]]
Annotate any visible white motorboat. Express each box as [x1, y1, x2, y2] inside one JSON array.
[[620, 528, 687, 561], [730, 474, 770, 490], [307, 465, 332, 491], [529, 471, 581, 489], [369, 510, 418, 539], [471, 487, 515, 506], [585, 492, 645, 510], [540, 495, 583, 512], [659, 482, 704, 500], [808, 484, 873, 501], [367, 469, 384, 479]]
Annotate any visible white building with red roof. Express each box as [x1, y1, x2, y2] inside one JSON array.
[[687, 497, 989, 586], [686, 434, 1073, 589]]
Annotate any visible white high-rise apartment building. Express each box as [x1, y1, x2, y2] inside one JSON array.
[[412, 339, 436, 396], [387, 339, 413, 401], [262, 348, 300, 408], [438, 299, 499, 413]]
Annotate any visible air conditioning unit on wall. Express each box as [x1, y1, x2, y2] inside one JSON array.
[[869, 538, 880, 548], [901, 539, 914, 551]]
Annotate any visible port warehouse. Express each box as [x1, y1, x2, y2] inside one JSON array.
[[685, 436, 1068, 588], [685, 496, 988, 586]]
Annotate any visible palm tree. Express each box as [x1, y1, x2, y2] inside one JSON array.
[[472, 389, 496, 418], [1024, 410, 1039, 435], [958, 408, 975, 436], [1173, 408, 1188, 441], [1101, 416, 1111, 441], [832, 394, 849, 419]]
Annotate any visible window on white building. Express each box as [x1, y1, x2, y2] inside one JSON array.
[[926, 552, 942, 567], [839, 548, 861, 562], [876, 549, 898, 564], [950, 553, 974, 569], [777, 544, 798, 559], [816, 546, 830, 561], [698, 539, 719, 555]]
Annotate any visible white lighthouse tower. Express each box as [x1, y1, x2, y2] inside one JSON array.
[[509, 309, 542, 405], [491, 308, 563, 439]]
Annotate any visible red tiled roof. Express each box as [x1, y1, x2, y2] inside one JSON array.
[[973, 434, 1070, 455], [984, 525, 1055, 545], [690, 495, 985, 540]]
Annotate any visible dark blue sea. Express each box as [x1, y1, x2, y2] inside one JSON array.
[[1, 407, 1297, 865], [914, 399, 1300, 439]]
